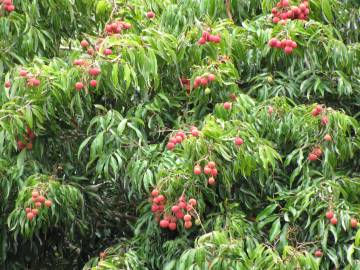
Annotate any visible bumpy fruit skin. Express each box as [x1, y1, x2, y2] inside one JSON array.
[[208, 177, 216, 186], [175, 136, 183, 143], [90, 80, 98, 88], [45, 200, 52, 208], [178, 201, 186, 209], [202, 31, 209, 40], [212, 35, 221, 43], [172, 205, 180, 213], [223, 102, 232, 110], [198, 37, 206, 45], [312, 105, 323, 116], [74, 59, 84, 66], [4, 81, 11, 88], [273, 17, 280, 24], [25, 208, 31, 213], [325, 211, 334, 220], [210, 168, 218, 177], [169, 137, 177, 144], [167, 142, 175, 150], [177, 131, 185, 139], [284, 46, 293, 55], [80, 40, 89, 48], [208, 161, 216, 169], [146, 11, 155, 19], [103, 49, 112, 55], [200, 77, 208, 86], [184, 221, 192, 229], [208, 74, 216, 82], [268, 38, 278, 48], [308, 153, 317, 161], [157, 195, 165, 202], [191, 129, 199, 137], [75, 82, 84, 91], [31, 209, 39, 215], [184, 214, 192, 222], [321, 116, 329, 125], [330, 217, 338, 225], [313, 148, 322, 157], [159, 219, 169, 228], [17, 141, 26, 150], [299, 3, 306, 11], [151, 204, 158, 212], [19, 70, 28, 77], [204, 166, 211, 175], [194, 166, 201, 175], [324, 134, 332, 141], [188, 198, 197, 206], [151, 189, 159, 197], [89, 68, 101, 76], [175, 211, 184, 219], [87, 48, 95, 55], [351, 218, 358, 228], [235, 137, 244, 146], [8, 5, 16, 12], [27, 212, 34, 221], [123, 23, 131, 29], [168, 222, 177, 231], [314, 250, 323, 257]]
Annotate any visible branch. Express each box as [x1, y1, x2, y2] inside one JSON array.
[[225, 0, 233, 21]]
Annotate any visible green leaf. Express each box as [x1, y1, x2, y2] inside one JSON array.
[[355, 230, 360, 246], [269, 218, 281, 242], [256, 204, 277, 222]]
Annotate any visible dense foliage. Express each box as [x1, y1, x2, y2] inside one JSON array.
[[1, 0, 360, 269]]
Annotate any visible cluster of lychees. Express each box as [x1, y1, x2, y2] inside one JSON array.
[[80, 39, 113, 58], [72, 40, 104, 91], [268, 38, 298, 55], [17, 69, 41, 88], [311, 104, 329, 126], [181, 73, 216, 92], [307, 105, 331, 161], [17, 127, 36, 151], [150, 190, 197, 230], [4, 69, 42, 89], [272, 0, 310, 24], [198, 31, 221, 45], [25, 190, 52, 221], [314, 208, 359, 257], [166, 131, 186, 150], [73, 63, 101, 91], [307, 146, 322, 161], [105, 20, 131, 35], [193, 73, 216, 89], [0, 0, 15, 13], [194, 161, 218, 186], [166, 127, 202, 150]]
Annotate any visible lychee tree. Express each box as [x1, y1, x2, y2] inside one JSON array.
[[0, 0, 360, 269]]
